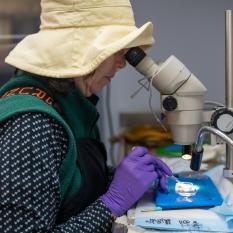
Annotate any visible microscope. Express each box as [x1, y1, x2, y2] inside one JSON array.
[[125, 46, 233, 179]]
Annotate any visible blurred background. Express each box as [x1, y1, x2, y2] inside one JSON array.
[[0, 0, 40, 85], [1, 0, 233, 166]]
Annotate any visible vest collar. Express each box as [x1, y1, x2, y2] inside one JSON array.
[[1, 73, 100, 139]]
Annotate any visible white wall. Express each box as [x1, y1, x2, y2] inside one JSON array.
[[98, 0, 233, 165]]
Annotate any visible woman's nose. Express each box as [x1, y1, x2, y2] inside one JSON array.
[[117, 59, 126, 69], [115, 51, 127, 69]]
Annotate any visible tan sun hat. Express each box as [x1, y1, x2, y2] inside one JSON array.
[[5, 0, 154, 78]]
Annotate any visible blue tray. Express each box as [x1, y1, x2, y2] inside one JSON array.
[[155, 175, 223, 210]]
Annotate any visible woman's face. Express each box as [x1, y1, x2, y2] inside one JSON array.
[[75, 50, 126, 96]]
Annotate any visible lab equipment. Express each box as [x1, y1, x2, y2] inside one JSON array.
[[133, 165, 233, 232], [155, 175, 223, 210], [169, 175, 180, 183], [170, 175, 199, 197], [190, 126, 233, 175], [175, 181, 197, 197], [125, 47, 207, 146], [125, 10, 233, 178]]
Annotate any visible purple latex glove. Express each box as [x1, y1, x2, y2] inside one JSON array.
[[100, 146, 172, 217]]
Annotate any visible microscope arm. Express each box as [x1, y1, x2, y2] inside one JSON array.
[[191, 126, 233, 177]]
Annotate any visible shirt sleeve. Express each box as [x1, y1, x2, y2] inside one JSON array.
[[0, 112, 113, 233]]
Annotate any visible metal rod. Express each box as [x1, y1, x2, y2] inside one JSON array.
[[225, 10, 233, 175], [193, 126, 233, 177], [195, 126, 233, 152], [226, 10, 233, 108]]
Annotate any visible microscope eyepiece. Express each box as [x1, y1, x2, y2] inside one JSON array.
[[125, 47, 146, 67]]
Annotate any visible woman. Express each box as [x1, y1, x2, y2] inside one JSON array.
[[0, 0, 172, 232]]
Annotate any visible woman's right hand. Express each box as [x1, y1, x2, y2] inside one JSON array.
[[100, 146, 172, 217]]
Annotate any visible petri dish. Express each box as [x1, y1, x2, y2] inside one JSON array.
[[175, 181, 198, 197]]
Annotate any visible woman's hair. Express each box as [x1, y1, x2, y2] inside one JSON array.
[[42, 77, 75, 95], [15, 69, 75, 95]]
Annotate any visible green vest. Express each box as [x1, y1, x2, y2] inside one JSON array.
[[0, 74, 101, 203]]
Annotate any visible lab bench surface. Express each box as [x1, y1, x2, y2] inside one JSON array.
[[112, 214, 231, 233]]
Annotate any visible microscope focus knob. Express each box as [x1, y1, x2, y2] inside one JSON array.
[[211, 107, 233, 134], [162, 96, 178, 111]]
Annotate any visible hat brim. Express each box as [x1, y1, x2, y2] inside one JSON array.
[[5, 22, 154, 78]]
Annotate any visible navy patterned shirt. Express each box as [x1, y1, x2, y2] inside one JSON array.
[[0, 112, 113, 232]]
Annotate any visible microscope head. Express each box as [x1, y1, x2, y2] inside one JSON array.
[[125, 47, 207, 145]]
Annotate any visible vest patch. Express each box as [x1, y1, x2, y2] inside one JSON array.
[[1, 86, 54, 106]]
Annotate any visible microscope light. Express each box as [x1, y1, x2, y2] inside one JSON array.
[[181, 154, 192, 160]]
